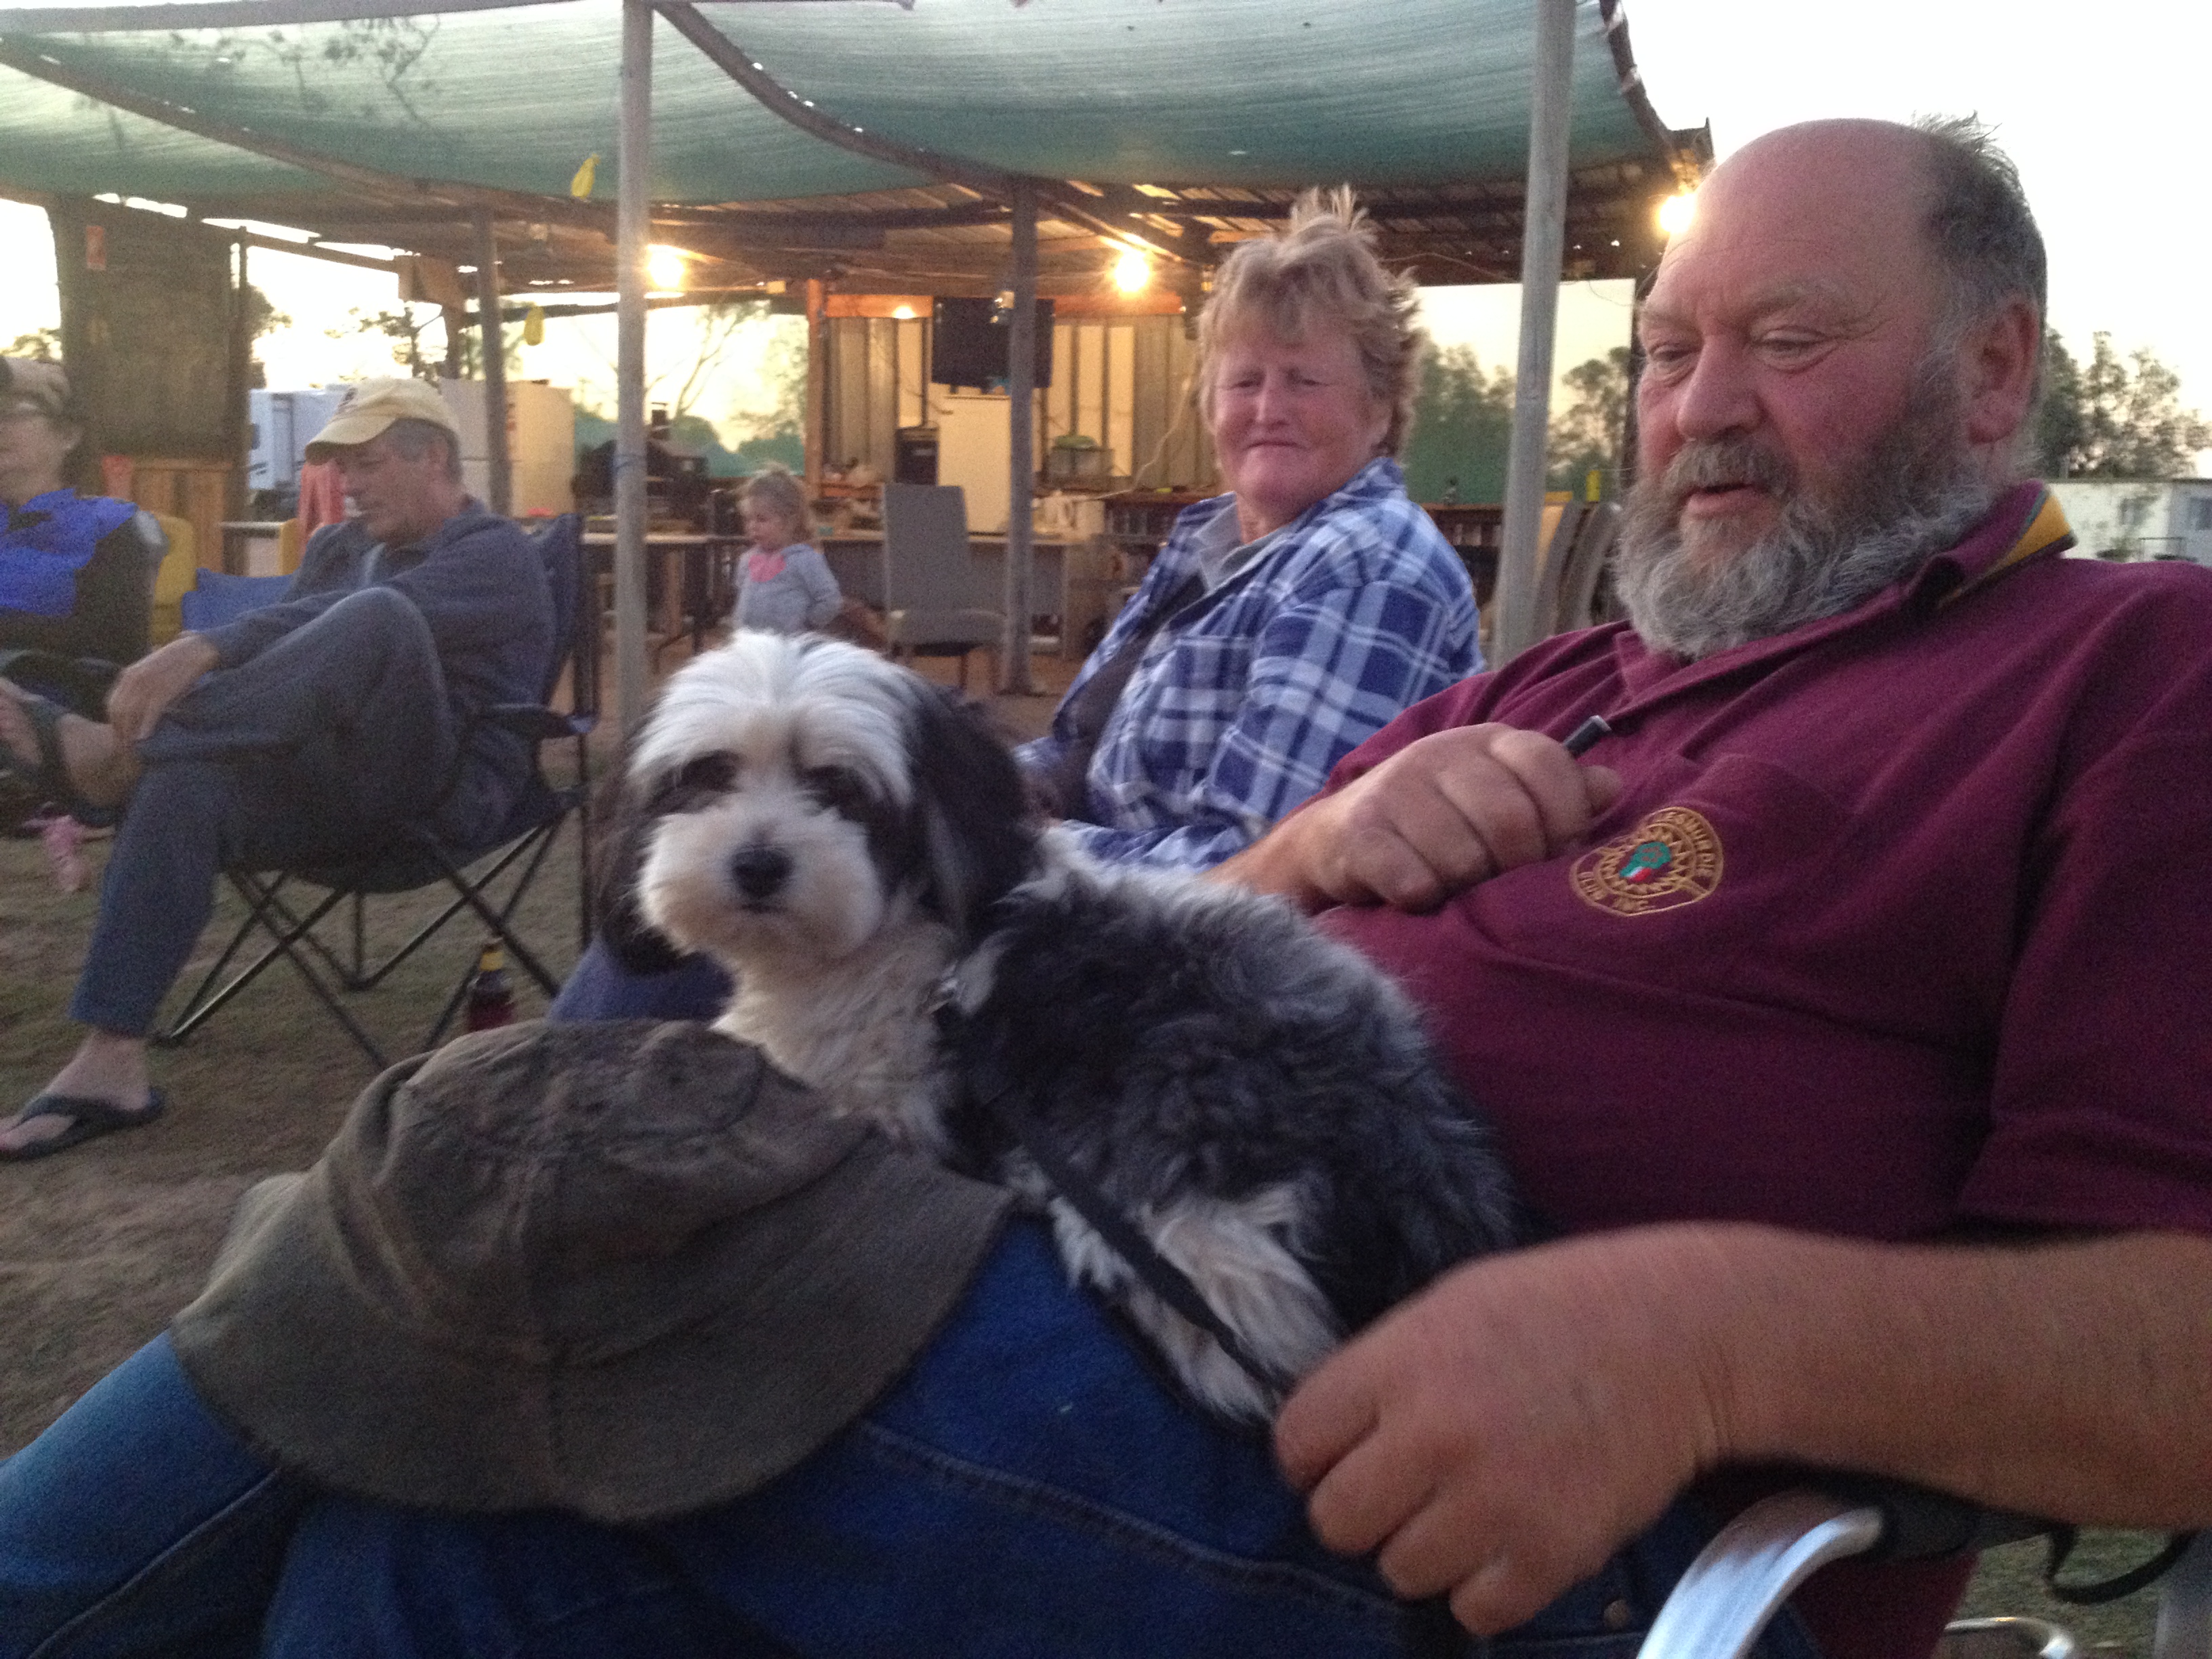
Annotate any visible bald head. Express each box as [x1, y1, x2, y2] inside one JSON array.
[[1671, 123, 1970, 347], [1691, 118, 2045, 340]]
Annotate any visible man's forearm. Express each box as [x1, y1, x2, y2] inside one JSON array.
[[1277, 1220, 2212, 1634], [1708, 1223, 2212, 1525]]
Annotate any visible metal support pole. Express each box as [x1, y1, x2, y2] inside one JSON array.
[[470, 207, 512, 516], [228, 237, 250, 524], [1001, 180, 1038, 694], [613, 0, 653, 732], [1492, 0, 1577, 665]]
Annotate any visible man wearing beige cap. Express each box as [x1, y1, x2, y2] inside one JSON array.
[[0, 377, 552, 1159]]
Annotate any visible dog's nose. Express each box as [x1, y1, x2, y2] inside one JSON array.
[[728, 843, 793, 903]]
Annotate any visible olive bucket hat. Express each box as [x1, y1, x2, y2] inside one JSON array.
[[171, 1019, 1011, 1523]]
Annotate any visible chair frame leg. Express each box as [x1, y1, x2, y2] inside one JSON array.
[[157, 872, 390, 1069], [340, 827, 562, 994], [151, 508, 600, 1070], [157, 813, 582, 1071], [415, 827, 570, 1052]]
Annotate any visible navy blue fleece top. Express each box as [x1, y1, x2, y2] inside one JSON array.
[[199, 504, 553, 844]]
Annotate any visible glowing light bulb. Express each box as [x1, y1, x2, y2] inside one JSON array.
[[1112, 247, 1151, 294], [646, 245, 689, 291], [893, 304, 916, 320], [1656, 191, 1697, 238]]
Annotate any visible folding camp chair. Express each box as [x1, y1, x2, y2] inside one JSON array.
[[1636, 1481, 2207, 1659], [157, 513, 598, 1069], [1538, 500, 1620, 638], [881, 482, 1004, 689]]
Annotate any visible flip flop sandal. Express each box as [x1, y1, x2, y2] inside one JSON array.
[[0, 1088, 167, 1162]]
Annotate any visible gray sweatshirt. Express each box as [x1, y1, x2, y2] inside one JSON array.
[[732, 543, 841, 634]]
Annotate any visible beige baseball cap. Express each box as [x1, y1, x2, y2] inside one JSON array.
[[304, 376, 461, 462]]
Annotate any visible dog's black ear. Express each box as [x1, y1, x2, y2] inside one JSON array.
[[590, 759, 693, 976], [905, 685, 1039, 941]]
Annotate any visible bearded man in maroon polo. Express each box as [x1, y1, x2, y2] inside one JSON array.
[[1226, 117, 2212, 1659]]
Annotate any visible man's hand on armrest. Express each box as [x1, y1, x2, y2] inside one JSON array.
[[1209, 724, 1621, 914], [106, 632, 222, 742], [1276, 1225, 2212, 1636]]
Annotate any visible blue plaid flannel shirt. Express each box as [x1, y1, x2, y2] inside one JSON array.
[[1017, 457, 1479, 870]]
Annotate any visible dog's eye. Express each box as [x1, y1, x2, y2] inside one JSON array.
[[802, 765, 872, 815], [672, 753, 739, 794]]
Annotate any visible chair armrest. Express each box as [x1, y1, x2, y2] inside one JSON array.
[[1636, 1492, 1884, 1659], [1636, 1481, 2085, 1659]]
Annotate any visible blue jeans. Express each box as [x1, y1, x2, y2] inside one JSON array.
[[0, 1223, 1824, 1659], [546, 938, 729, 1023], [71, 588, 461, 1036]]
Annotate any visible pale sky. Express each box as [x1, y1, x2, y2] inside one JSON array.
[[4, 0, 2207, 446], [1625, 0, 2212, 405]]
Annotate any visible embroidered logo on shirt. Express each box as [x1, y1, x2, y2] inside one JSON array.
[[1570, 807, 1723, 917], [745, 551, 787, 581]]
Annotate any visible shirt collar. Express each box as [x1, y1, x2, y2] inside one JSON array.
[[1907, 480, 2076, 609]]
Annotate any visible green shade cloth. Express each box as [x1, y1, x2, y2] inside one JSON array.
[[0, 0, 1679, 206]]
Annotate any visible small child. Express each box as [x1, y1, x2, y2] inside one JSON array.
[[731, 466, 841, 635]]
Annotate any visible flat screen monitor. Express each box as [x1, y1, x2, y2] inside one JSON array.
[[930, 297, 1055, 391]]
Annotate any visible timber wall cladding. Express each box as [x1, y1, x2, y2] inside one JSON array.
[[51, 201, 241, 460], [52, 201, 245, 571], [824, 315, 1216, 491]]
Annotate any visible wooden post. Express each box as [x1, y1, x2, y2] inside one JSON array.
[[1002, 181, 1038, 694], [471, 208, 512, 517], [613, 0, 653, 732], [1492, 0, 1576, 665], [803, 276, 826, 511]]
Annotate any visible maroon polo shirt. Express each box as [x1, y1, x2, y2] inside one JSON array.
[[1314, 483, 2212, 1659]]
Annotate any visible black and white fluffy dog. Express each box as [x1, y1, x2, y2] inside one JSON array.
[[600, 630, 1517, 1421]]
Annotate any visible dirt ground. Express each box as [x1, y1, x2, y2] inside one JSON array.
[[0, 651, 2167, 1653], [0, 651, 1063, 1460]]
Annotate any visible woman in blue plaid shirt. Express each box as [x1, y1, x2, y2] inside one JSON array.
[[548, 188, 1480, 1021], [1019, 186, 1481, 871]]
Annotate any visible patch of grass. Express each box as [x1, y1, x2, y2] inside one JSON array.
[[1958, 1530, 2175, 1657], [0, 658, 1067, 1457], [0, 781, 590, 1455]]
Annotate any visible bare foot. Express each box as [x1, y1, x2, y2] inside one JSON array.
[[0, 1031, 159, 1155], [0, 683, 140, 808]]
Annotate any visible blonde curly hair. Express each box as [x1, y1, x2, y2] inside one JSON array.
[[1193, 186, 1425, 457], [741, 464, 807, 526]]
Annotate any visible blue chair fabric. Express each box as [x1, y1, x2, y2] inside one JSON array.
[[177, 570, 293, 634]]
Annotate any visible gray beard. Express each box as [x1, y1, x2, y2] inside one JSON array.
[[1614, 380, 1999, 661]]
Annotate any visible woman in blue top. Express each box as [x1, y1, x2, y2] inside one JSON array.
[[0, 358, 158, 687], [730, 465, 841, 636]]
